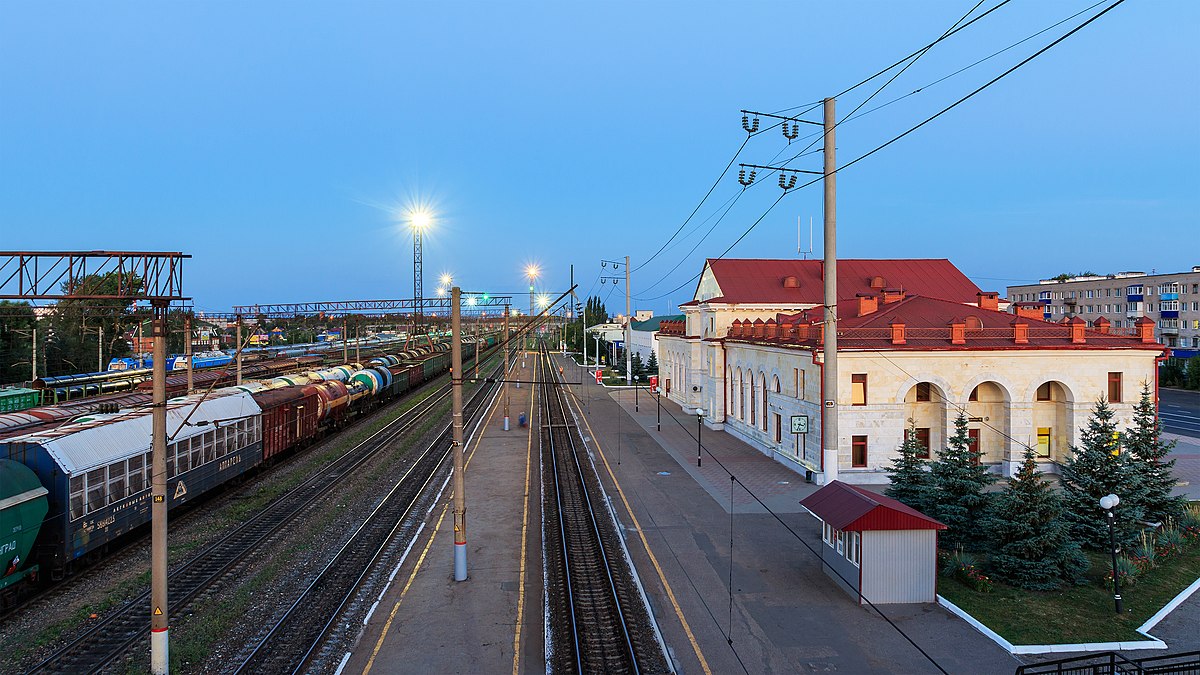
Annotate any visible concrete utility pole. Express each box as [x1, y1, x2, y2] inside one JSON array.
[[184, 316, 193, 395], [450, 287, 467, 581], [150, 300, 169, 673], [98, 324, 104, 372], [625, 255, 632, 386], [504, 305, 511, 431], [821, 96, 839, 484], [30, 327, 37, 381], [235, 315, 243, 386], [342, 317, 349, 364], [355, 319, 360, 364]]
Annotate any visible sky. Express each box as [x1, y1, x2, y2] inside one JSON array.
[[1, 1, 1197, 315]]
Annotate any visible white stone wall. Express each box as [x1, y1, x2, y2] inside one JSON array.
[[718, 343, 1159, 482]]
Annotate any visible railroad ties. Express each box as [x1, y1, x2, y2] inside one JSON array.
[[537, 342, 669, 674]]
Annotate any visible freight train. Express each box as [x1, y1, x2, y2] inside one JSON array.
[[0, 336, 496, 599]]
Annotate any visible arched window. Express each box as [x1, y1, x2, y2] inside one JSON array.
[[749, 372, 756, 426], [761, 372, 769, 431], [737, 368, 745, 420], [772, 375, 781, 393], [727, 367, 734, 417]]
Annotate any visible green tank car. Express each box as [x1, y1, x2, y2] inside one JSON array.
[[1, 458, 48, 593]]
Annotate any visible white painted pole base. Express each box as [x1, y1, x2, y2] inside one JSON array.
[[504, 416, 510, 431], [454, 542, 467, 581], [151, 628, 169, 674]]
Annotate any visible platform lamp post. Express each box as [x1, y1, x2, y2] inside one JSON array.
[[695, 407, 706, 468], [450, 286, 467, 581], [1100, 494, 1124, 614]]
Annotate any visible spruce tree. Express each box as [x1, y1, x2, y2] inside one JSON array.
[[646, 350, 658, 374], [1060, 397, 1146, 549], [984, 448, 1089, 590], [928, 412, 996, 550], [1125, 383, 1185, 523], [885, 422, 933, 514]]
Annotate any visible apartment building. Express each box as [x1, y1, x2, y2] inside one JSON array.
[[1007, 266, 1200, 356]]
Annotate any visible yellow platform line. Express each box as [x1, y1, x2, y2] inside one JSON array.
[[512, 361, 537, 675], [570, 385, 713, 675], [362, 368, 508, 675]]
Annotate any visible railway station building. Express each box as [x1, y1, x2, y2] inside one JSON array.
[[656, 259, 1167, 483]]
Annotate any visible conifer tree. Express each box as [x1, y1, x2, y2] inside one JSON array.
[[984, 448, 1089, 590], [928, 412, 996, 550], [1060, 397, 1145, 549], [1124, 383, 1185, 523], [885, 422, 932, 514], [646, 350, 658, 374]]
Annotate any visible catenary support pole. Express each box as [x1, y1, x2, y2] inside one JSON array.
[[184, 316, 193, 395], [504, 306, 511, 431], [31, 327, 36, 381], [821, 97, 839, 484], [355, 319, 360, 364], [150, 299, 170, 674], [98, 324, 104, 372], [625, 254, 632, 386], [451, 287, 468, 581], [235, 315, 243, 386], [343, 317, 349, 364]]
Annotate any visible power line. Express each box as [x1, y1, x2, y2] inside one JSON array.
[[768, 0, 1015, 116]]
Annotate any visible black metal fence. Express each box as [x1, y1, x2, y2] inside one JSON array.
[[1016, 651, 1200, 675]]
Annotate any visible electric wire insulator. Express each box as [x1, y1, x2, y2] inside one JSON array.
[[738, 169, 756, 187], [742, 115, 760, 133], [783, 122, 799, 142], [779, 173, 797, 191]]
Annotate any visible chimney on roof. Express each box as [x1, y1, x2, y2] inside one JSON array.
[[856, 293, 878, 317], [870, 275, 886, 289], [1068, 315, 1087, 344], [730, 319, 743, 337], [882, 288, 905, 304], [977, 291, 999, 311], [1015, 302, 1043, 320], [1093, 316, 1111, 334], [950, 318, 966, 345], [752, 319, 765, 338], [1135, 315, 1155, 343], [782, 275, 800, 289], [890, 319, 906, 345], [1011, 317, 1029, 344]]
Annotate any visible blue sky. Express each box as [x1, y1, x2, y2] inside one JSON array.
[[1, 1, 1196, 315]]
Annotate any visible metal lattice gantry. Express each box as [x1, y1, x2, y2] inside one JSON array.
[[232, 295, 512, 316], [0, 251, 189, 301]]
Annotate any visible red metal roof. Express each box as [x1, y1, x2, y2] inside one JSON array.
[[725, 294, 1163, 352], [800, 481, 946, 532], [697, 259, 981, 305]]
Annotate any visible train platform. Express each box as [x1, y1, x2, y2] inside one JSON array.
[[344, 352, 545, 675], [553, 354, 1022, 675]]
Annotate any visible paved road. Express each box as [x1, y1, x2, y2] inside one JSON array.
[[1161, 388, 1200, 438]]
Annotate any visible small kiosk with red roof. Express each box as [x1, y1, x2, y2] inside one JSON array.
[[800, 481, 947, 604]]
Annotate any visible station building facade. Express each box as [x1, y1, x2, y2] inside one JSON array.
[[657, 259, 1166, 483]]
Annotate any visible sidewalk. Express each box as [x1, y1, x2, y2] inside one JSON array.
[[555, 354, 1021, 675]]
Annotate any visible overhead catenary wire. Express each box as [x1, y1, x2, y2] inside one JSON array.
[[644, 0, 1126, 308]]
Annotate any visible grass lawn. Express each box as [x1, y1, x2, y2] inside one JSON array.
[[939, 546, 1200, 645]]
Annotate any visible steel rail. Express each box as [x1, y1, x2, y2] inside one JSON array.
[[236, 358, 504, 674], [26, 348, 494, 675], [539, 343, 639, 673]]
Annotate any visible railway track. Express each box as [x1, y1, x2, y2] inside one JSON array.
[[538, 343, 668, 674], [26, 350, 503, 675], [234, 358, 505, 674]]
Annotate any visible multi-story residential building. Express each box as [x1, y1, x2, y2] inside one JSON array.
[[658, 258, 1166, 483], [1007, 266, 1200, 356]]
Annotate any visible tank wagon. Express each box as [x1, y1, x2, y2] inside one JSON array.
[[1, 459, 48, 597], [0, 343, 488, 585]]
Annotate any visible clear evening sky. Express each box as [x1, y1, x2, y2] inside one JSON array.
[[1, 2, 1196, 315]]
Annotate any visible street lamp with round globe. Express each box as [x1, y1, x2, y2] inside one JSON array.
[[695, 407, 706, 468], [1100, 493, 1124, 614]]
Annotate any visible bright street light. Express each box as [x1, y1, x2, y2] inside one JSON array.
[[440, 273, 453, 287]]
